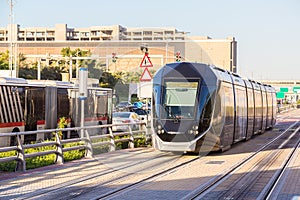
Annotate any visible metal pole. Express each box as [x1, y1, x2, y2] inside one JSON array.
[[76, 59, 80, 78], [79, 68, 88, 138], [165, 40, 168, 64], [69, 56, 72, 81], [80, 99, 84, 138], [106, 56, 109, 71], [37, 59, 41, 80], [8, 0, 13, 77]]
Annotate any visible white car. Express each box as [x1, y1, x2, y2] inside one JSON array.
[[112, 112, 141, 132]]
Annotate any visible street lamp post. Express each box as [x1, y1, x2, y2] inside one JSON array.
[[8, 0, 14, 78]]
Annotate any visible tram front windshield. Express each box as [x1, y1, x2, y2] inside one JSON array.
[[162, 80, 198, 119]]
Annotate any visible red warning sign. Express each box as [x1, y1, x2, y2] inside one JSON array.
[[140, 67, 152, 81], [140, 54, 153, 67]]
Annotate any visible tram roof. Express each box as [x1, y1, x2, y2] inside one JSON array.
[[0, 77, 28, 84], [155, 62, 275, 90]]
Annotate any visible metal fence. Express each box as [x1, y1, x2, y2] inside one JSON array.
[[277, 104, 298, 113], [0, 122, 149, 172]]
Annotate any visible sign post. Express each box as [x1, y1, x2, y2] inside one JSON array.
[[79, 68, 88, 138], [139, 51, 153, 99], [140, 52, 153, 82]]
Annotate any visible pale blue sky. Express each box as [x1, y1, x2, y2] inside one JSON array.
[[1, 0, 299, 80]]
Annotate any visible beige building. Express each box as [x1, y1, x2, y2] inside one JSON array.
[[0, 24, 237, 74]]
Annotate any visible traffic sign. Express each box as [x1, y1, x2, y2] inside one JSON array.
[[140, 54, 153, 67], [276, 92, 285, 99], [140, 67, 152, 81], [293, 86, 300, 93], [280, 87, 289, 93], [175, 51, 181, 62]]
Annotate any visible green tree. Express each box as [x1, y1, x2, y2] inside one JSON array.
[[41, 66, 65, 80], [99, 71, 122, 88], [19, 65, 37, 79], [60, 47, 103, 79], [0, 50, 10, 70]]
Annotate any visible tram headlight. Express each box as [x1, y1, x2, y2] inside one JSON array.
[[157, 129, 165, 134], [188, 129, 198, 135], [157, 125, 162, 130]]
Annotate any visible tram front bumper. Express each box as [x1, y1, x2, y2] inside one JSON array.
[[153, 135, 197, 152]]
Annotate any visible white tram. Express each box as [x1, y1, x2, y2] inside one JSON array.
[[0, 77, 112, 146]]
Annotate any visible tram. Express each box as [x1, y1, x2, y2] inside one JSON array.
[[152, 62, 277, 152], [0, 77, 112, 146]]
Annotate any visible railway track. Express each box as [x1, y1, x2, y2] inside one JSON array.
[[0, 110, 299, 200], [15, 149, 199, 200], [189, 121, 300, 199], [94, 110, 300, 200]]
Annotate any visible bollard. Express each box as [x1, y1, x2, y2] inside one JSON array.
[[128, 126, 134, 149], [16, 134, 26, 172], [108, 127, 116, 152], [84, 130, 93, 158], [55, 131, 64, 165]]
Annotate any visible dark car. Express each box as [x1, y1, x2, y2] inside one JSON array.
[[133, 108, 149, 124], [115, 101, 132, 111]]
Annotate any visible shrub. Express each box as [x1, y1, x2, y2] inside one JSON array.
[[0, 141, 85, 172]]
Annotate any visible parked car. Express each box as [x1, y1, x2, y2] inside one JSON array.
[[132, 101, 143, 109], [112, 112, 141, 132], [133, 108, 149, 124], [115, 101, 132, 111]]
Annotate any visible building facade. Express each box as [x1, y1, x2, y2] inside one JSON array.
[[0, 24, 237, 75]]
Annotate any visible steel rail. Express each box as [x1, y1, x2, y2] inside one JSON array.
[[186, 120, 300, 199]]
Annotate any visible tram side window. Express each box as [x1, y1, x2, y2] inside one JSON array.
[[224, 85, 234, 124], [152, 84, 162, 120], [95, 95, 108, 117], [235, 87, 247, 137], [85, 91, 95, 118], [266, 92, 273, 125], [198, 85, 216, 133], [247, 90, 254, 116], [57, 88, 70, 119], [25, 88, 45, 130], [255, 90, 262, 117], [267, 92, 272, 114], [262, 90, 267, 115]]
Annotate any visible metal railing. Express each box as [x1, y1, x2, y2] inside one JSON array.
[[0, 122, 150, 172], [277, 104, 298, 113]]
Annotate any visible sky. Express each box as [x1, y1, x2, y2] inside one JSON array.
[[1, 0, 300, 80]]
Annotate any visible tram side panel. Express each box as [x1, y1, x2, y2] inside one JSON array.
[[260, 84, 268, 133], [252, 83, 263, 134], [44, 87, 58, 140], [244, 79, 255, 140], [219, 82, 235, 149], [265, 86, 275, 129], [0, 86, 26, 146], [271, 90, 277, 126], [233, 84, 248, 143]]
